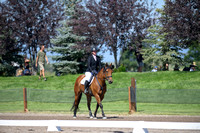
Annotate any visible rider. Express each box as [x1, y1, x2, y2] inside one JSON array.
[[84, 46, 101, 94]]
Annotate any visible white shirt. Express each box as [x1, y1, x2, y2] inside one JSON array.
[[92, 54, 97, 61], [152, 69, 157, 72]]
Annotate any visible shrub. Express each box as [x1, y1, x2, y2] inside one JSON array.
[[113, 65, 126, 72]]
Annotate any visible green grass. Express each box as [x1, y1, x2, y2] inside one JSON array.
[[0, 71, 200, 115], [0, 101, 199, 116], [1, 71, 200, 90]]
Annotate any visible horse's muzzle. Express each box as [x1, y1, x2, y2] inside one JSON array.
[[108, 80, 113, 84]]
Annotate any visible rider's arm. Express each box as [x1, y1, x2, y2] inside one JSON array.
[[98, 57, 101, 72], [87, 56, 93, 72]]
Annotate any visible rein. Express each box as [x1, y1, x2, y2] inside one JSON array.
[[95, 75, 104, 91], [95, 67, 112, 91]]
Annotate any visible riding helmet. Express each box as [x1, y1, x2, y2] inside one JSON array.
[[91, 46, 98, 52]]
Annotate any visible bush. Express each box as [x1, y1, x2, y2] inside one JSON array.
[[113, 65, 126, 72], [0, 63, 16, 76]]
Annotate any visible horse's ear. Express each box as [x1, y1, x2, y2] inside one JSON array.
[[109, 63, 114, 69], [111, 65, 115, 69], [105, 63, 108, 67], [103, 66, 106, 72]]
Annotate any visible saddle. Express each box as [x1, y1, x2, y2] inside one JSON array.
[[80, 76, 94, 86]]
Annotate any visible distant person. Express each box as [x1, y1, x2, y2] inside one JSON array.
[[16, 65, 24, 77], [164, 63, 169, 71], [183, 62, 197, 71], [152, 66, 158, 72], [24, 58, 31, 75], [190, 62, 197, 71], [36, 45, 49, 81], [183, 66, 190, 71], [135, 45, 144, 72]]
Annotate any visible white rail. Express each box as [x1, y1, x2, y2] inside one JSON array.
[[0, 120, 200, 133]]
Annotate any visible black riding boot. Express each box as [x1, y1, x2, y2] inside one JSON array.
[[84, 80, 89, 94]]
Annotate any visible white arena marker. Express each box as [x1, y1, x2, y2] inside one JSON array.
[[47, 120, 61, 132], [133, 128, 148, 133], [47, 126, 61, 132], [132, 121, 148, 133]]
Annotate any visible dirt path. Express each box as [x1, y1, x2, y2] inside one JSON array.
[[0, 113, 200, 133]]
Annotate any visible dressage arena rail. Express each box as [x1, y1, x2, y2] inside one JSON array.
[[0, 77, 200, 112], [0, 120, 200, 133]]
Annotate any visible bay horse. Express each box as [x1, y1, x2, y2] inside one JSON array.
[[71, 63, 113, 119]]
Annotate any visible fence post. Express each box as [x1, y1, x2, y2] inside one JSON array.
[[128, 78, 137, 114], [23, 88, 28, 112]]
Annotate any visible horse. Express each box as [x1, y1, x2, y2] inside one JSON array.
[[71, 63, 113, 119]]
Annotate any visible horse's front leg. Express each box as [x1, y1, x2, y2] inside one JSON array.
[[94, 103, 99, 119], [87, 95, 93, 118], [99, 102, 106, 119], [94, 94, 106, 119]]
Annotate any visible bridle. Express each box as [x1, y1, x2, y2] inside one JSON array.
[[103, 67, 112, 81], [95, 66, 113, 93]]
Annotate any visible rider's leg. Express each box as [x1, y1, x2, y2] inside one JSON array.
[[84, 72, 92, 93], [84, 80, 89, 93]]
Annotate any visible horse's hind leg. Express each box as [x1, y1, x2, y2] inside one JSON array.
[[87, 95, 93, 118], [73, 92, 82, 118], [73, 94, 78, 118]]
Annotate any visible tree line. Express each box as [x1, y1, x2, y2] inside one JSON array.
[[0, 0, 199, 76]]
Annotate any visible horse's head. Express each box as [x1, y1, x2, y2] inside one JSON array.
[[103, 63, 114, 84]]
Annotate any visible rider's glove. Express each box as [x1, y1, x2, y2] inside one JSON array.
[[92, 70, 98, 75]]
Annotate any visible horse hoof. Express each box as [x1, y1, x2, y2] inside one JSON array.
[[90, 116, 93, 119], [93, 117, 97, 119], [73, 116, 77, 119], [102, 117, 107, 119]]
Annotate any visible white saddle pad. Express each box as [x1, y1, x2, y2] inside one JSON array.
[[80, 76, 94, 85]]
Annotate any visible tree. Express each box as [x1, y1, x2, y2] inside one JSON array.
[[1, 0, 64, 64], [0, 3, 23, 76], [162, 0, 200, 48], [50, 0, 86, 74], [72, 0, 156, 67], [120, 50, 138, 72], [142, 24, 183, 70], [184, 44, 200, 63]]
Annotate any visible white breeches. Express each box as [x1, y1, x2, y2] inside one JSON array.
[[85, 72, 92, 82]]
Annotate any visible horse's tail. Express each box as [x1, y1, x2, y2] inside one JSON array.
[[70, 93, 82, 111]]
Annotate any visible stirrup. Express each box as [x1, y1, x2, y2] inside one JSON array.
[[84, 88, 88, 94]]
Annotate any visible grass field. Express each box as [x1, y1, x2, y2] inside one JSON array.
[[0, 71, 200, 115]]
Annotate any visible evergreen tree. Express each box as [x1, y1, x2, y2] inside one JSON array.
[[50, 0, 85, 75], [142, 24, 183, 70]]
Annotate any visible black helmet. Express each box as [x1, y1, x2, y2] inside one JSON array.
[[91, 46, 98, 52]]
